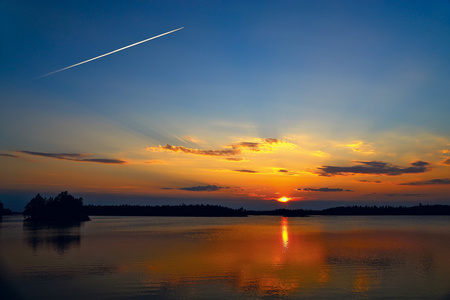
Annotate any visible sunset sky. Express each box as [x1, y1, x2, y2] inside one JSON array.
[[1, 1, 449, 211]]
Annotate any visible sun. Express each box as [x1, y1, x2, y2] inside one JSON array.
[[278, 197, 290, 203]]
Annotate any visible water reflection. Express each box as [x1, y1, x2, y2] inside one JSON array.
[[23, 221, 82, 255], [131, 218, 329, 298], [281, 217, 289, 250], [130, 217, 450, 299], [2, 216, 449, 299]]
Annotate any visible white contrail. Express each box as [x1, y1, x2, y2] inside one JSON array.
[[38, 27, 184, 79]]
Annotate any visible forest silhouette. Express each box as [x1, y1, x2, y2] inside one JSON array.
[[84, 204, 247, 217], [23, 191, 90, 222], [84, 203, 450, 217], [15, 192, 450, 220], [0, 200, 12, 216]]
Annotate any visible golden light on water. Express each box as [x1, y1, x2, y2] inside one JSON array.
[[281, 217, 289, 249]]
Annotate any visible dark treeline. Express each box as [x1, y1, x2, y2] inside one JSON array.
[[315, 204, 450, 215], [84, 204, 248, 217], [0, 200, 12, 216], [12, 191, 450, 220], [83, 204, 450, 217], [249, 204, 450, 217]]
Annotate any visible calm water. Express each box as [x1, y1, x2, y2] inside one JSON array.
[[1, 215, 449, 299]]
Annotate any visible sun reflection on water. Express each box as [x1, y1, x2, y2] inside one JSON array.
[[281, 217, 289, 250], [6, 216, 450, 299]]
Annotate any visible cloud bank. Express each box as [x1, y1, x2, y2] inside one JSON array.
[[179, 185, 226, 191], [299, 187, 353, 192], [399, 178, 450, 186], [0, 153, 19, 158], [163, 185, 228, 192], [317, 160, 430, 176], [153, 144, 240, 156], [20, 151, 126, 164], [234, 169, 259, 173], [146, 138, 290, 158], [356, 180, 381, 183]]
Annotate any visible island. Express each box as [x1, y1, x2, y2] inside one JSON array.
[[23, 191, 90, 222]]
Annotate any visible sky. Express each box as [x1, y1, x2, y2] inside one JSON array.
[[1, 0, 449, 211]]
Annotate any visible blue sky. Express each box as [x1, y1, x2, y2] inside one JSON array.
[[1, 1, 449, 211]]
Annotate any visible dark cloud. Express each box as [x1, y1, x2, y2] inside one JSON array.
[[277, 169, 300, 176], [82, 158, 127, 164], [317, 160, 430, 176], [234, 169, 259, 173], [19, 151, 126, 164], [411, 161, 429, 167], [443, 158, 450, 165], [161, 187, 173, 190], [0, 153, 19, 158], [399, 178, 450, 186], [356, 180, 381, 183], [178, 185, 226, 192], [20, 151, 85, 159], [300, 188, 353, 192]]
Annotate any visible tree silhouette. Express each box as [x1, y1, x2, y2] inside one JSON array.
[[23, 194, 46, 218], [0, 200, 12, 216], [24, 191, 90, 222]]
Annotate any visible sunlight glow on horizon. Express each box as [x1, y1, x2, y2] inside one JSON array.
[[278, 197, 290, 203]]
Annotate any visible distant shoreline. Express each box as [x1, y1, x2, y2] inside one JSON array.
[[5, 204, 450, 220], [81, 204, 450, 217]]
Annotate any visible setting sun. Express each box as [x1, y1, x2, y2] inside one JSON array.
[[278, 197, 290, 203]]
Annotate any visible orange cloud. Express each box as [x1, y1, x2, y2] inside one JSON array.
[[344, 140, 376, 155], [146, 138, 295, 158], [147, 144, 240, 156], [225, 157, 245, 162]]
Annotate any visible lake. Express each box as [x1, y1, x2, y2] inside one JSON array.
[[1, 215, 449, 299]]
